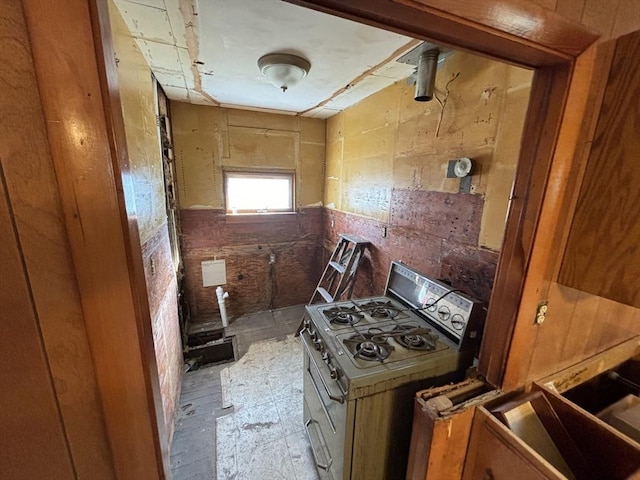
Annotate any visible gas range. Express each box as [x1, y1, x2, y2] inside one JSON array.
[[304, 297, 459, 391], [301, 261, 486, 480]]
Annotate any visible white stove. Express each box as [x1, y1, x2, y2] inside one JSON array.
[[301, 261, 485, 480]]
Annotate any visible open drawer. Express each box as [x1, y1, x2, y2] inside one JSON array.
[[465, 386, 640, 479], [465, 338, 640, 480], [539, 340, 640, 447], [407, 338, 640, 480]]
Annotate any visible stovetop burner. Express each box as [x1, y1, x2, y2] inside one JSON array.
[[343, 329, 393, 362], [323, 306, 364, 326], [358, 300, 402, 319], [391, 324, 437, 351]]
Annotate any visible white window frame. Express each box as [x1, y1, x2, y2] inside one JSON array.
[[224, 169, 296, 214]]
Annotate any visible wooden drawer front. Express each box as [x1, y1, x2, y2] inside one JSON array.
[[463, 408, 564, 480]]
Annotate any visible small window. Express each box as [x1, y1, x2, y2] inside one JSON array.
[[224, 170, 295, 214]]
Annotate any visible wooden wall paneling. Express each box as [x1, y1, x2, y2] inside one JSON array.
[[580, 0, 620, 37], [554, 0, 585, 23], [0, 0, 116, 477], [557, 290, 602, 361], [559, 30, 640, 308], [548, 42, 617, 281], [524, 283, 581, 381], [21, 0, 166, 478], [539, 335, 640, 394], [585, 295, 640, 353], [286, 0, 598, 67], [527, 0, 558, 10], [516, 2, 640, 389], [0, 168, 76, 479], [612, 0, 640, 38]]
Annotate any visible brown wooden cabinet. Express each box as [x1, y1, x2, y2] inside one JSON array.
[[462, 340, 640, 480], [559, 30, 640, 308], [408, 339, 640, 480], [463, 409, 564, 480]]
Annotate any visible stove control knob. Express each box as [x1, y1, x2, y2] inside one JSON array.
[[322, 352, 329, 362], [451, 314, 466, 331], [328, 365, 339, 380], [303, 319, 311, 330], [438, 305, 451, 320], [313, 338, 323, 351], [310, 331, 318, 342], [426, 297, 437, 312]]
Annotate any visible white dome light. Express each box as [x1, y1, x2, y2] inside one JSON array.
[[258, 53, 311, 92]]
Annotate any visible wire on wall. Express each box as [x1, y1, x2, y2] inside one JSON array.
[[434, 72, 460, 137]]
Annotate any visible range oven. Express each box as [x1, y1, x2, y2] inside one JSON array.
[[300, 261, 485, 480]]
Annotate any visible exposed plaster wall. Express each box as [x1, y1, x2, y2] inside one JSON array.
[[109, 1, 182, 446], [326, 51, 533, 252]]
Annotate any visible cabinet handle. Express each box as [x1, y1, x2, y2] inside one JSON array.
[[483, 468, 495, 480]]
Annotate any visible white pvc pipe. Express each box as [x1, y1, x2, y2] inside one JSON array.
[[216, 286, 230, 328]]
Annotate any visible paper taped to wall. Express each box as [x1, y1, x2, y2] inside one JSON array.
[[202, 259, 226, 287]]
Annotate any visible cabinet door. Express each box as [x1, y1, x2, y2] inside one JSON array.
[[559, 29, 640, 307], [462, 408, 564, 480]]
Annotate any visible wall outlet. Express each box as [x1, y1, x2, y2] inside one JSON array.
[[269, 252, 276, 264], [535, 302, 548, 325]]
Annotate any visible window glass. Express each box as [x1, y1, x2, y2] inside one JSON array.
[[225, 171, 294, 213]]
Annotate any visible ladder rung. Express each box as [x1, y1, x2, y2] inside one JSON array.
[[339, 234, 370, 245], [328, 261, 346, 274], [316, 287, 334, 303]]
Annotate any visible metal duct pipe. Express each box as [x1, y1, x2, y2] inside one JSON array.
[[415, 49, 439, 102]]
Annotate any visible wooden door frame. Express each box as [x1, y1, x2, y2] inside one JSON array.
[[286, 0, 599, 388], [18, 0, 599, 477], [21, 0, 167, 478]]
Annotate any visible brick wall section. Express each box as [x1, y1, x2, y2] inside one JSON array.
[[323, 189, 498, 305], [181, 207, 324, 319], [141, 226, 182, 443]]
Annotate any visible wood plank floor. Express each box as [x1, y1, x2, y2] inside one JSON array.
[[170, 305, 306, 480]]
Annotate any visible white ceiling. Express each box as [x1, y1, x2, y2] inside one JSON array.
[[114, 0, 419, 118]]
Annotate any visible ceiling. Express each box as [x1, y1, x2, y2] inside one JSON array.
[[113, 0, 420, 118]]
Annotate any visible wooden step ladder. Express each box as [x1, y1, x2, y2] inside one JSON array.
[[310, 234, 370, 304], [296, 234, 370, 335]]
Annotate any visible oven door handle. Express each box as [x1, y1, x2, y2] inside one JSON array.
[[305, 418, 332, 471], [302, 336, 345, 404]]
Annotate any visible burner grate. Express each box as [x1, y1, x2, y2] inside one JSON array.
[[323, 306, 364, 326], [343, 330, 393, 362], [358, 300, 402, 319], [391, 324, 438, 351]]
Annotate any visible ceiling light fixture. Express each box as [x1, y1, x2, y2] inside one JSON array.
[[258, 53, 311, 92]]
